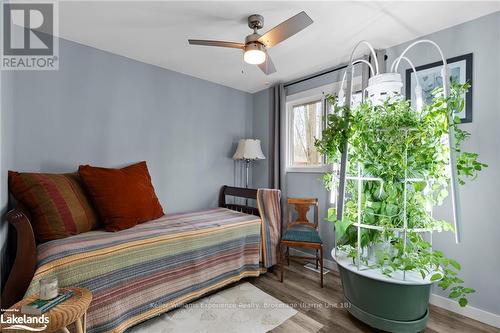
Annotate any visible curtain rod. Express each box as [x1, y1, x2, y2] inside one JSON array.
[[283, 56, 370, 88]]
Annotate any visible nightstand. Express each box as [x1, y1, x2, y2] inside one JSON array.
[[2, 287, 92, 333]]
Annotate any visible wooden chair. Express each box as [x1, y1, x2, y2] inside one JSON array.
[[280, 198, 323, 288]]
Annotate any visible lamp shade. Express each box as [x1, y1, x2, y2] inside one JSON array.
[[232, 139, 266, 160]]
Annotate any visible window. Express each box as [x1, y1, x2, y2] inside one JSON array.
[[285, 77, 363, 172], [287, 99, 324, 170]]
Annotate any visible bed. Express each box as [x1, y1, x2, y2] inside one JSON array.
[[2, 186, 281, 333]]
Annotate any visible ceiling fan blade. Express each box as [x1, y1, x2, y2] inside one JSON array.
[[258, 11, 313, 48], [188, 39, 245, 49], [258, 53, 276, 75]]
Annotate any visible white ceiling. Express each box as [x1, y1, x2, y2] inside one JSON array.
[[58, 1, 500, 93]]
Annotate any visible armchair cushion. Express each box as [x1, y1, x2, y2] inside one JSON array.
[[282, 227, 322, 244]]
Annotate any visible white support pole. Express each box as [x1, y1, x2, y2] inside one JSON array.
[[335, 66, 352, 222], [443, 69, 462, 243], [356, 163, 362, 270], [403, 130, 408, 281]]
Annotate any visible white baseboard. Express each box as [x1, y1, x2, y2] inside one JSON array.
[[429, 294, 500, 328], [288, 248, 499, 328]]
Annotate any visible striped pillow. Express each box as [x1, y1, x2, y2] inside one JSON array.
[[8, 171, 99, 243]]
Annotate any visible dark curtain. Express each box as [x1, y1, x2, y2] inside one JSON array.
[[269, 83, 285, 189]]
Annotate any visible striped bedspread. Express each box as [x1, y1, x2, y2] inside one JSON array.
[[26, 208, 262, 333]]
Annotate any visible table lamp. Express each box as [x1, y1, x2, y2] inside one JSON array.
[[232, 139, 265, 188]]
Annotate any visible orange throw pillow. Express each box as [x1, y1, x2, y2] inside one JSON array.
[[78, 161, 164, 231], [8, 172, 99, 243]]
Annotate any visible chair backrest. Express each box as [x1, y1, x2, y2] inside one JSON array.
[[287, 198, 319, 230]]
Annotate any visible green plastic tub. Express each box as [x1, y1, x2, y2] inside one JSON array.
[[335, 251, 434, 333]]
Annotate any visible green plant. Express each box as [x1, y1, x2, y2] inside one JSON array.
[[315, 82, 486, 307]]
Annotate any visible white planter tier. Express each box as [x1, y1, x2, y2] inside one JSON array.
[[333, 249, 441, 286]]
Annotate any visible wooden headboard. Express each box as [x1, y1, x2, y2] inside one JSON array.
[[218, 185, 260, 216], [1, 209, 36, 309]]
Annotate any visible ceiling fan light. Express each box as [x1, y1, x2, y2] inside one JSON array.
[[243, 42, 266, 65], [244, 50, 266, 64]]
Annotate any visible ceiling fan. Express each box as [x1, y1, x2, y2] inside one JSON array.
[[188, 11, 313, 75]]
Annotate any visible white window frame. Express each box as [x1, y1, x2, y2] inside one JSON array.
[[285, 94, 328, 173]]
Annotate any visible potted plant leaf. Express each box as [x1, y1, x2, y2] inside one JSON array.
[[315, 81, 486, 332]]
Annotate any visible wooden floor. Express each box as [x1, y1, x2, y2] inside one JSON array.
[[244, 260, 498, 333]]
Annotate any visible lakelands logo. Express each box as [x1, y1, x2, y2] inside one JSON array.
[[1, 310, 49, 331], [1, 1, 59, 70]]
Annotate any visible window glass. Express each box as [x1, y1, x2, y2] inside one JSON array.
[[290, 100, 322, 167]]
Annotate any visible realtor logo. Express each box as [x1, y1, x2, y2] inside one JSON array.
[[1, 1, 59, 70], [1, 310, 49, 331]]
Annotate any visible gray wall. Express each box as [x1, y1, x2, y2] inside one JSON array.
[[1, 69, 14, 290], [253, 12, 500, 315], [0, 36, 253, 285]]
